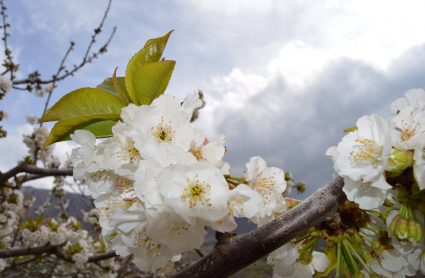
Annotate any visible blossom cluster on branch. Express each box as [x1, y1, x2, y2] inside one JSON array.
[[70, 93, 294, 272], [265, 88, 425, 278]]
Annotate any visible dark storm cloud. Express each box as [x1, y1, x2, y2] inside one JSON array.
[[207, 43, 425, 198]]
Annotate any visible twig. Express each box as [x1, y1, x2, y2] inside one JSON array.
[[0, 243, 117, 263], [3, 255, 39, 270], [0, 164, 73, 187], [10, 215, 22, 247], [0, 0, 15, 80], [194, 248, 204, 258], [171, 176, 346, 278], [12, 0, 116, 87], [47, 257, 59, 278], [41, 40, 75, 122], [117, 255, 133, 278]]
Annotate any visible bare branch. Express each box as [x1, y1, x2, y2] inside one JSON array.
[[0, 243, 116, 263], [12, 0, 116, 87], [0, 164, 73, 187], [0, 0, 16, 80], [0, 244, 54, 258], [194, 248, 204, 258], [171, 176, 346, 278]]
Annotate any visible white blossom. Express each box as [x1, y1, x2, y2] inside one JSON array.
[[336, 114, 392, 182]]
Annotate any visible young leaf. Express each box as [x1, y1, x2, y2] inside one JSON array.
[[40, 88, 126, 123], [35, 215, 44, 226], [112, 67, 129, 104], [97, 77, 131, 102], [43, 115, 119, 148], [343, 126, 358, 132], [125, 30, 174, 105], [132, 60, 175, 105]]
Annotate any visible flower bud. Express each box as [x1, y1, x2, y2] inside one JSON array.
[[354, 271, 365, 278], [388, 215, 400, 234], [371, 240, 385, 256], [393, 216, 409, 241], [386, 149, 414, 176], [352, 233, 365, 244], [408, 218, 423, 243], [361, 249, 374, 264]]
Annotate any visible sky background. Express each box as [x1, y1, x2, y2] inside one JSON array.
[[2, 0, 425, 198]]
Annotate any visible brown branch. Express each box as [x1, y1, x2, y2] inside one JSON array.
[[0, 244, 54, 258], [0, 0, 15, 80], [0, 164, 73, 187], [12, 0, 116, 87], [194, 248, 204, 258], [3, 255, 40, 270], [0, 243, 116, 263], [88, 251, 116, 263], [171, 176, 346, 278]]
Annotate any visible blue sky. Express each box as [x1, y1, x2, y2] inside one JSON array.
[[2, 0, 425, 197]]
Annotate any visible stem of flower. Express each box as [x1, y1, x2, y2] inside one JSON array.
[[346, 239, 372, 275], [227, 176, 243, 181], [336, 242, 341, 278], [226, 180, 239, 186], [342, 239, 359, 274], [366, 210, 381, 217], [294, 234, 310, 244], [364, 225, 379, 235], [299, 236, 319, 255], [358, 231, 374, 245]]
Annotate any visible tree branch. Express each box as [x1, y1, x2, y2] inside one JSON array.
[[0, 243, 116, 263], [0, 0, 16, 80], [0, 164, 73, 187], [12, 0, 116, 87], [171, 176, 346, 278]]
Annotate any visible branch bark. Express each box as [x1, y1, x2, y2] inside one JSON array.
[[0, 164, 73, 187], [171, 176, 346, 278], [0, 243, 116, 263]]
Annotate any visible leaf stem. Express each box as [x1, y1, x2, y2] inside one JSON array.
[[336, 242, 341, 278]]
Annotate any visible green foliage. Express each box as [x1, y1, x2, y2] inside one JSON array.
[[96, 77, 131, 102], [343, 126, 358, 132], [43, 116, 118, 148], [42, 30, 175, 147], [133, 60, 175, 105], [41, 88, 126, 122], [125, 30, 174, 105]]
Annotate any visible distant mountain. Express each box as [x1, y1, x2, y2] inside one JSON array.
[[21, 186, 258, 244], [21, 186, 93, 222]]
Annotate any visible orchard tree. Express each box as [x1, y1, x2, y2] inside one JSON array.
[[1, 1, 425, 278]]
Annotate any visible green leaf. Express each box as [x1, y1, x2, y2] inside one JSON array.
[[343, 126, 358, 133], [43, 115, 119, 148], [125, 30, 174, 105], [112, 68, 130, 104], [97, 77, 131, 103], [35, 215, 44, 226], [132, 60, 175, 105], [41, 88, 126, 123]]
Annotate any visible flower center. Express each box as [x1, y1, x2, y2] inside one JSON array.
[[117, 140, 140, 164], [153, 117, 175, 144], [190, 146, 204, 161], [398, 119, 423, 141], [252, 174, 276, 199], [115, 176, 134, 194], [350, 139, 383, 165], [181, 177, 211, 208]]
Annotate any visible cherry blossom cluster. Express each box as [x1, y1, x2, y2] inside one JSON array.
[[266, 88, 425, 278], [0, 166, 118, 277], [70, 93, 289, 272]]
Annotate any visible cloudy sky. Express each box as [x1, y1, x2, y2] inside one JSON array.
[[2, 0, 425, 197]]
